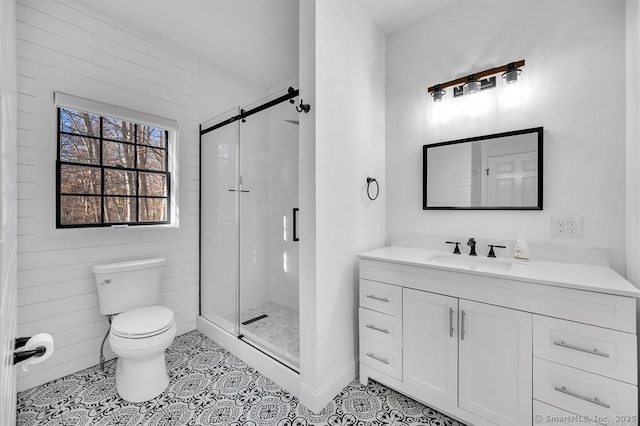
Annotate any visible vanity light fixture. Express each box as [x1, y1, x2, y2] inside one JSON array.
[[427, 59, 525, 102], [430, 84, 446, 102], [454, 76, 495, 98], [502, 62, 522, 84], [462, 75, 481, 96]]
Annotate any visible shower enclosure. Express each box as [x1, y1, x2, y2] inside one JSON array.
[[199, 87, 300, 370]]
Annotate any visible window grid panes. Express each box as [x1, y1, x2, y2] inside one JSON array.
[[57, 107, 171, 227]]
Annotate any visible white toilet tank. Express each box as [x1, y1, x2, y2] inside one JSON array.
[[93, 258, 166, 315]]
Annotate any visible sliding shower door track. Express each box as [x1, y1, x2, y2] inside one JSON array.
[[237, 334, 299, 374]]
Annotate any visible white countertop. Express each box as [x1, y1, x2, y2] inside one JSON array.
[[359, 246, 640, 298]]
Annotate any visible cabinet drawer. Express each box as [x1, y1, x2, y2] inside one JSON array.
[[533, 358, 638, 421], [360, 339, 402, 380], [533, 400, 603, 425], [359, 307, 402, 349], [360, 279, 402, 317], [533, 315, 637, 385]]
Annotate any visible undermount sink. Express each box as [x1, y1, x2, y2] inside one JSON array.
[[427, 253, 514, 271]]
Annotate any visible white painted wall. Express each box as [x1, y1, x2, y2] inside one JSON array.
[[626, 0, 640, 287], [16, 0, 200, 391], [0, 0, 18, 420], [386, 0, 627, 274], [199, 61, 267, 124], [298, 0, 318, 403], [300, 0, 386, 411]]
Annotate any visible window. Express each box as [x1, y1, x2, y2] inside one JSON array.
[[57, 107, 171, 227]]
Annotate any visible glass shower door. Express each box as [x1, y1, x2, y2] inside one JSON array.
[[200, 108, 240, 336], [237, 95, 300, 369], [199, 87, 300, 371]]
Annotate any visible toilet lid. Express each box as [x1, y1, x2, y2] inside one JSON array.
[[111, 306, 174, 339]]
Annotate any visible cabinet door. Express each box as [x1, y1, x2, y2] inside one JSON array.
[[459, 299, 532, 426], [403, 288, 458, 406]]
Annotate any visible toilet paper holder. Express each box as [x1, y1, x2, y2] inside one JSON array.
[[14, 337, 47, 365]]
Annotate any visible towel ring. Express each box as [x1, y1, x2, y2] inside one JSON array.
[[366, 177, 379, 201]]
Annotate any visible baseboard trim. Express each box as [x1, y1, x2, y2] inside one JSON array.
[[196, 315, 300, 397], [300, 356, 358, 413]]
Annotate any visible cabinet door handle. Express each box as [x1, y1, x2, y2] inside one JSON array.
[[460, 310, 466, 340], [449, 307, 454, 338], [366, 352, 389, 364], [554, 386, 610, 409], [366, 294, 389, 303], [553, 340, 610, 358], [366, 324, 389, 334]]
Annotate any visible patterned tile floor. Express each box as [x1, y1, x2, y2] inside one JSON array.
[[17, 330, 464, 426]]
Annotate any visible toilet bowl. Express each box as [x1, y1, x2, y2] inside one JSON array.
[[93, 258, 176, 403], [109, 305, 177, 403]]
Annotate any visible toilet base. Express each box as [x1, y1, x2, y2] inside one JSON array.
[[115, 352, 169, 403]]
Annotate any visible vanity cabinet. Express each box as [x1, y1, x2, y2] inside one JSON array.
[[402, 290, 457, 405], [402, 289, 532, 425], [358, 250, 639, 426], [457, 299, 532, 425], [359, 281, 403, 381]]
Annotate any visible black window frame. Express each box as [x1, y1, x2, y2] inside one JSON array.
[[56, 107, 172, 228]]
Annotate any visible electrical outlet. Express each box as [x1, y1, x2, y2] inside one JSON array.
[[552, 216, 582, 238], [551, 216, 566, 237], [566, 216, 582, 237]]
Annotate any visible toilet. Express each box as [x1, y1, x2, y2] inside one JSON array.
[[92, 257, 177, 403]]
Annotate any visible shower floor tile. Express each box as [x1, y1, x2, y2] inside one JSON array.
[[240, 301, 300, 364], [17, 330, 466, 426]]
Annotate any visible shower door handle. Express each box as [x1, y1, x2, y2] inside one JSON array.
[[293, 208, 299, 241]]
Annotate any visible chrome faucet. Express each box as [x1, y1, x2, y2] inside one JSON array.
[[467, 238, 477, 256]]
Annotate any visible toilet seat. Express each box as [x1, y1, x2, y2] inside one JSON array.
[[111, 306, 174, 339]]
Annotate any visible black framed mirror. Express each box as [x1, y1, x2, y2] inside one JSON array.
[[423, 127, 543, 210]]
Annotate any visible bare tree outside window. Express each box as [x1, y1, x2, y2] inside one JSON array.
[[57, 108, 170, 227]]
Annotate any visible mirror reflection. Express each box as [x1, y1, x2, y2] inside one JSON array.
[[423, 127, 543, 210]]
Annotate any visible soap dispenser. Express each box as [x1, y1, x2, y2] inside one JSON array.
[[513, 236, 530, 263]]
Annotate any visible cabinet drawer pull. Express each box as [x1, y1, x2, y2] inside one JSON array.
[[460, 310, 466, 340], [449, 307, 454, 338], [366, 294, 389, 303], [366, 352, 389, 364], [366, 324, 389, 334], [553, 340, 610, 358], [554, 386, 610, 409]]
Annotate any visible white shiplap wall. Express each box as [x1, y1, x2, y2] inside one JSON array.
[[16, 0, 200, 391], [0, 0, 18, 420]]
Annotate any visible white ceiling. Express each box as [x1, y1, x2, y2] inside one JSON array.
[[355, 0, 458, 34], [71, 0, 457, 88]]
